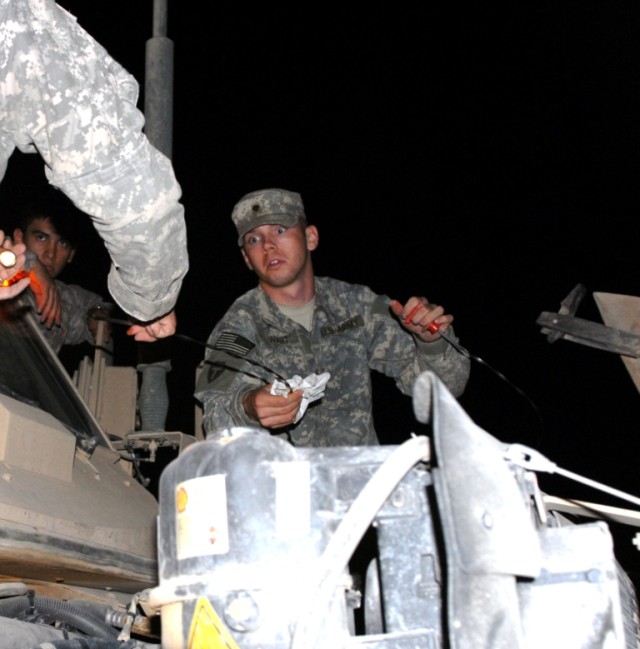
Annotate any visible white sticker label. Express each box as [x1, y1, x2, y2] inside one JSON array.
[[274, 461, 311, 539], [176, 474, 229, 559]]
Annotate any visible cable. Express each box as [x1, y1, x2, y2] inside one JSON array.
[[94, 314, 291, 387], [427, 322, 545, 441], [96, 313, 544, 435]]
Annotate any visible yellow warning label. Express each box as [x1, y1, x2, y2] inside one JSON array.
[[187, 597, 241, 649], [177, 486, 188, 513]]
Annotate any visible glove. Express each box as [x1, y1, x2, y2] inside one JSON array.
[[271, 372, 331, 423]]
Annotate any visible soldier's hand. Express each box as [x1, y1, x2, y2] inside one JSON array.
[[242, 384, 303, 429], [29, 260, 62, 328], [127, 310, 177, 341], [0, 234, 31, 300], [390, 297, 452, 342]]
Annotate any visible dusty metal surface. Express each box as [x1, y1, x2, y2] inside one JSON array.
[[594, 292, 640, 394]]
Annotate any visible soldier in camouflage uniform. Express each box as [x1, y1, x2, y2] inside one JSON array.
[[195, 188, 470, 447], [0, 0, 188, 340], [13, 198, 113, 354]]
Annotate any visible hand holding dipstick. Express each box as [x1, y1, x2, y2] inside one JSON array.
[[390, 297, 451, 341], [390, 296, 543, 436], [390, 296, 468, 355], [407, 306, 458, 345]]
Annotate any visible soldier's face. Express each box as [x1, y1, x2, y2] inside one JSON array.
[[14, 218, 76, 279], [241, 223, 318, 288]]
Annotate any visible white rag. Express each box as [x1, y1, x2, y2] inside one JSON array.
[[271, 372, 331, 423]]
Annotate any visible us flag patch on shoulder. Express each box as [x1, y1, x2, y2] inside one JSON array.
[[214, 332, 255, 357]]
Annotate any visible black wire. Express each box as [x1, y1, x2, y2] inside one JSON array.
[[93, 314, 292, 387], [175, 332, 293, 389], [96, 313, 544, 438], [441, 329, 545, 442]]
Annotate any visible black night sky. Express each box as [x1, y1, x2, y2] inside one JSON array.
[[1, 2, 639, 575]]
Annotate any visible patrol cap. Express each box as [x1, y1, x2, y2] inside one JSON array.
[[232, 188, 305, 246]]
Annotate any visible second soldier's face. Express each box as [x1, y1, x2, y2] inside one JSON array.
[[241, 222, 318, 288], [16, 218, 76, 279]]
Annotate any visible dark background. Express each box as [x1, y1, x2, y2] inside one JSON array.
[[1, 3, 639, 577]]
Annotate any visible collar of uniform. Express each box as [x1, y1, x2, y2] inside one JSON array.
[[255, 287, 302, 332]]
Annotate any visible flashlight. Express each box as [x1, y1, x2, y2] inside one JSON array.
[[0, 270, 28, 288], [0, 249, 17, 269], [0, 248, 28, 288]]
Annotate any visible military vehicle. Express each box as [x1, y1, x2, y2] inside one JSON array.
[[0, 286, 639, 648], [0, 295, 187, 647]]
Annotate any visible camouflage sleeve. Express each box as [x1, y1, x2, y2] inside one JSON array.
[[412, 332, 470, 397], [0, 0, 188, 322], [368, 294, 471, 398], [194, 328, 267, 434]]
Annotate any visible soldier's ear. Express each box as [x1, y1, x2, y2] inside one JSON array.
[[240, 247, 253, 271], [67, 248, 76, 264], [305, 225, 319, 251], [13, 228, 24, 244]]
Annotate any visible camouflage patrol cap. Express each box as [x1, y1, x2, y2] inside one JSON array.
[[232, 188, 305, 246]]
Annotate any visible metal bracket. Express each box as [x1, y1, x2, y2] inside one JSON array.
[[536, 284, 640, 358]]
